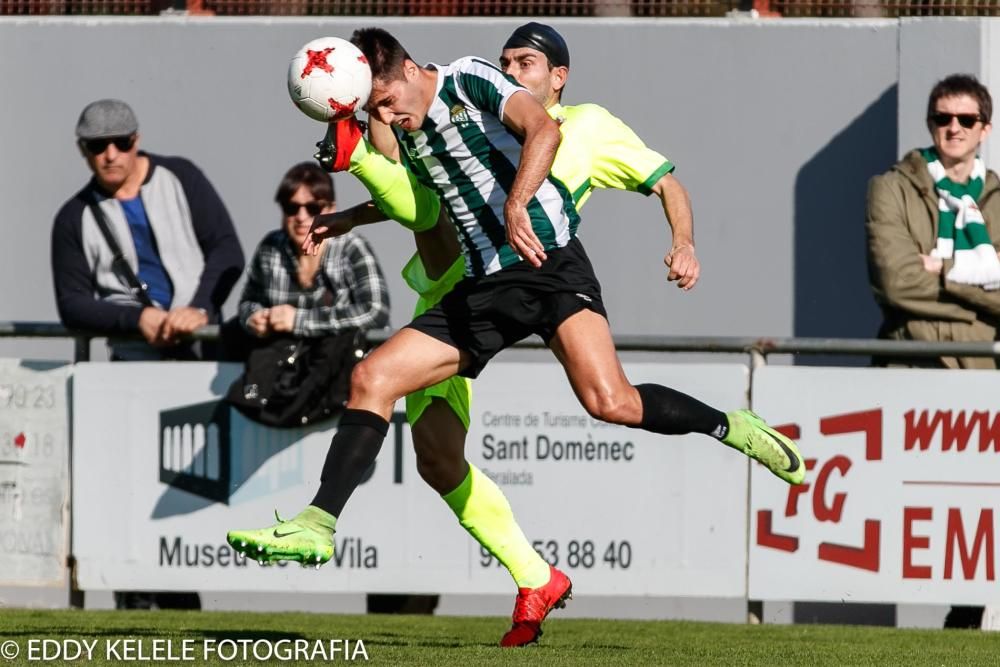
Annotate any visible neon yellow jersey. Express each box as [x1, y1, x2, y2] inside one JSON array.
[[548, 102, 674, 211]]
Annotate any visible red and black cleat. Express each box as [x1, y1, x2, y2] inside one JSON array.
[[313, 116, 366, 173], [499, 565, 573, 648]]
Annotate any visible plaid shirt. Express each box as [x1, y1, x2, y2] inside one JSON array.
[[238, 229, 389, 337]]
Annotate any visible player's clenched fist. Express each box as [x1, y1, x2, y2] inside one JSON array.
[[665, 244, 700, 291]]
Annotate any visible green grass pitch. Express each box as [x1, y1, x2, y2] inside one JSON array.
[[0, 609, 996, 665]]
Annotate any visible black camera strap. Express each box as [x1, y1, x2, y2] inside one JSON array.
[[85, 191, 156, 308]]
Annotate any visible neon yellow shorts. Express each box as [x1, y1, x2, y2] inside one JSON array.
[[402, 253, 472, 430]]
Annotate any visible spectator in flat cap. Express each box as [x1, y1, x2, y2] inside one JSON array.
[[51, 99, 245, 361], [51, 98, 245, 610]]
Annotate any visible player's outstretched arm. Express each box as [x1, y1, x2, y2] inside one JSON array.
[[501, 91, 562, 267], [302, 202, 386, 256], [654, 173, 700, 291]]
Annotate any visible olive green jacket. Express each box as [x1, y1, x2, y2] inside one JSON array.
[[866, 149, 1000, 368]]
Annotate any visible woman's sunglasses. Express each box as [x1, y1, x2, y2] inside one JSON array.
[[280, 200, 327, 217], [928, 112, 984, 129], [80, 135, 136, 155]]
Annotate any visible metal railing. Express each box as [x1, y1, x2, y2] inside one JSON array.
[[3, 319, 999, 612], [4, 320, 1000, 364]]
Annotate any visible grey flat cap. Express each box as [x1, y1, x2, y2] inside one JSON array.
[[75, 99, 138, 139]]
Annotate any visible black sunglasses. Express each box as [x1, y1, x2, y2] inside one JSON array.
[[928, 112, 984, 129], [81, 135, 136, 155], [280, 200, 327, 217]]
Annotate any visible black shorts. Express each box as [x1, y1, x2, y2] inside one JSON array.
[[406, 237, 608, 378]]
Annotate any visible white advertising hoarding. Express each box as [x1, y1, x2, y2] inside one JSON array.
[[750, 366, 1000, 605], [0, 360, 70, 585], [73, 361, 749, 596]]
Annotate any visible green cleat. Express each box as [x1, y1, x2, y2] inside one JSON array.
[[723, 410, 805, 485], [227, 506, 336, 566]]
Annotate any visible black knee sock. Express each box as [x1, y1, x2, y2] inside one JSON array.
[[310, 409, 389, 517], [633, 383, 729, 438]]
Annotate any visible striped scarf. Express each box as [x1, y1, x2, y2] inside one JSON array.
[[922, 147, 1000, 290]]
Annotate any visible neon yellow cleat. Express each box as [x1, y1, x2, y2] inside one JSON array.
[[227, 506, 335, 567], [724, 410, 805, 485]]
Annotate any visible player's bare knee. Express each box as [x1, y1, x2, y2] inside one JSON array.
[[348, 360, 373, 395], [349, 358, 392, 401], [582, 389, 637, 425]]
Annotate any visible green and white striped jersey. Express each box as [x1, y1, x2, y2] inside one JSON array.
[[394, 56, 579, 278]]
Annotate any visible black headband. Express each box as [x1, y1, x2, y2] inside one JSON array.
[[503, 22, 570, 69]]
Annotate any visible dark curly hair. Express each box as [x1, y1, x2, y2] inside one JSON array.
[[927, 74, 992, 124]]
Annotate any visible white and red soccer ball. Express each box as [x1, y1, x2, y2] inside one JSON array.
[[287, 37, 372, 122]]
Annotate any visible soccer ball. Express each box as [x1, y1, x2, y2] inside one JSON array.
[[287, 37, 372, 123]]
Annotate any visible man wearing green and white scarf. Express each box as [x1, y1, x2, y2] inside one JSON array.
[[867, 74, 1000, 369]]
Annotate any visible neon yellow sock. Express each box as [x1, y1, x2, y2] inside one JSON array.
[[442, 464, 550, 589], [300, 505, 337, 533], [348, 139, 440, 232]]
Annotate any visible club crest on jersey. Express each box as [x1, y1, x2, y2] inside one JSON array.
[[450, 104, 471, 125]]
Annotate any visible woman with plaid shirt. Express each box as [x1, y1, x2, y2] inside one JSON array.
[[238, 162, 390, 338]]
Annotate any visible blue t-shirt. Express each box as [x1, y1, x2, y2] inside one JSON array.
[[120, 197, 173, 309]]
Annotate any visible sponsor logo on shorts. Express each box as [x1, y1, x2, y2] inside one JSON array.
[[575, 293, 593, 303]]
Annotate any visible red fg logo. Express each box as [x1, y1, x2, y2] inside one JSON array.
[[756, 407, 1000, 581]]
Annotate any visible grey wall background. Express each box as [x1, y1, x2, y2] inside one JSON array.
[[0, 16, 969, 363], [898, 19, 985, 159], [0, 15, 990, 625]]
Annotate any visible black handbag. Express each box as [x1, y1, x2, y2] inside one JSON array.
[[226, 329, 368, 427]]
